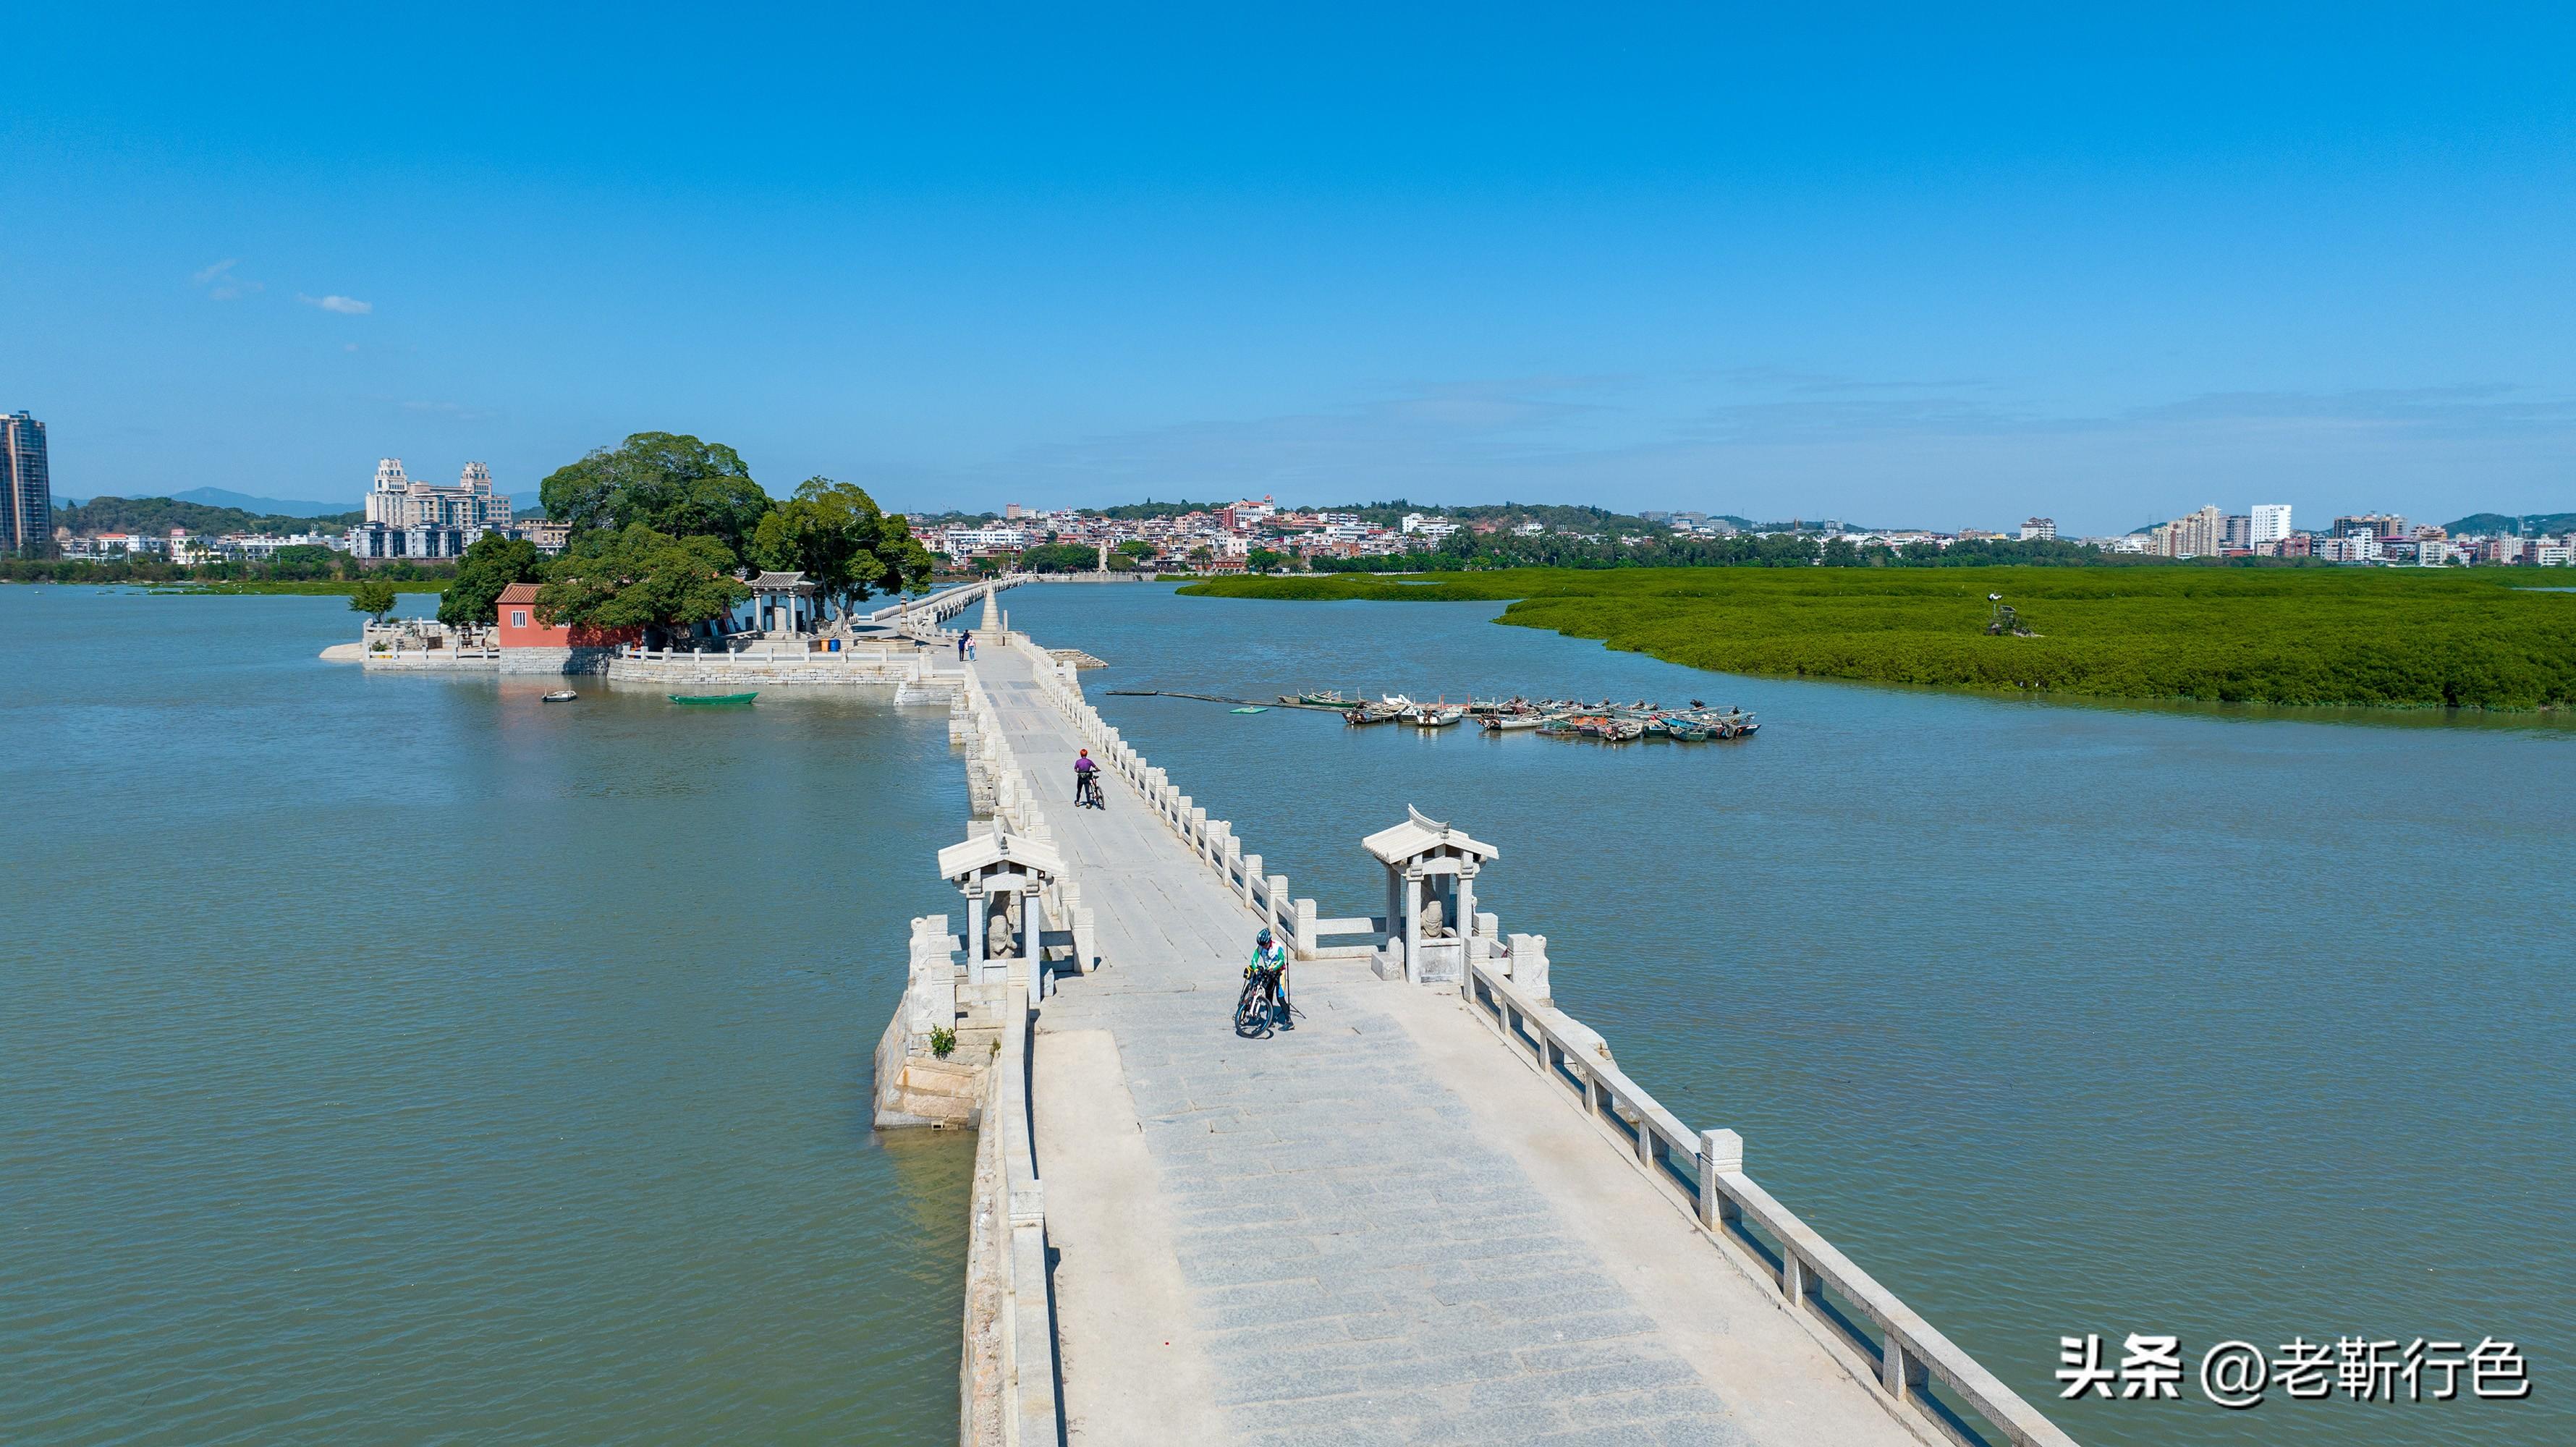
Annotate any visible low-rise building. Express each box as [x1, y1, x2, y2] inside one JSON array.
[[493, 583, 640, 673]]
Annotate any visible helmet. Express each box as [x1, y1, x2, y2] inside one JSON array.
[[1256, 928, 1273, 945], [1078, 748, 1088, 756]]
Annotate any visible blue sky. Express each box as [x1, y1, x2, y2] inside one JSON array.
[[6, 4, 2573, 534]]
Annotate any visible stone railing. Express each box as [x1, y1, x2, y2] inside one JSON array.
[[935, 656, 1072, 1446], [992, 629, 2075, 1447], [957, 969, 1056, 1447], [1464, 957, 2077, 1447]]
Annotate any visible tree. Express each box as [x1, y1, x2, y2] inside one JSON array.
[[537, 433, 775, 558], [438, 534, 546, 625], [1187, 544, 1214, 568], [535, 524, 751, 646], [348, 579, 399, 624], [1247, 548, 1291, 572], [744, 476, 936, 619], [1017, 543, 1101, 574], [1115, 540, 1155, 558]]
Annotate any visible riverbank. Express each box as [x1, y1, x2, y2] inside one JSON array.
[[1180, 565, 2576, 709]]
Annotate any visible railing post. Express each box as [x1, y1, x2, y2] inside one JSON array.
[[1696, 1129, 1741, 1232]]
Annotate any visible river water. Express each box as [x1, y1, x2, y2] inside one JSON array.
[[999, 581, 2574, 1447], [7, 581, 2569, 1447], [1, 587, 974, 1444]]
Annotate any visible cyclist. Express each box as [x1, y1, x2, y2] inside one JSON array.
[[1245, 926, 1291, 1030], [1072, 748, 1101, 808]]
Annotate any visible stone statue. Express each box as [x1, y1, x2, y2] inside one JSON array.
[[987, 895, 1019, 956], [1418, 895, 1452, 940]]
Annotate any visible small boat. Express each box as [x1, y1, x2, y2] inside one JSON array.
[[1289, 689, 1355, 707], [1406, 703, 1465, 727], [670, 692, 758, 706], [541, 689, 579, 703], [1230, 705, 1269, 714], [1479, 713, 1545, 731]]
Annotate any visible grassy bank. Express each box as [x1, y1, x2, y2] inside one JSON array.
[[1178, 567, 2576, 709]]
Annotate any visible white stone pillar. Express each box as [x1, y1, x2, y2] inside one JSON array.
[[1402, 872, 1422, 983], [965, 888, 988, 973]]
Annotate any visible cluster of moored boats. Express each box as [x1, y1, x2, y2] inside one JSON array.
[[1281, 691, 1759, 742]]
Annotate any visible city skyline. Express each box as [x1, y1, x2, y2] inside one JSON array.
[[7, 9, 2576, 537]]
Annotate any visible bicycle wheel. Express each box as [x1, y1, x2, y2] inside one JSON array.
[[1233, 976, 1272, 1038]]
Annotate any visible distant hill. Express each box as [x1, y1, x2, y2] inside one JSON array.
[[166, 485, 540, 516], [2444, 511, 2576, 536], [170, 486, 358, 517], [53, 495, 363, 537]]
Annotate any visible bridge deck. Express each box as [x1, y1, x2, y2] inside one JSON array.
[[974, 649, 1933, 1447]]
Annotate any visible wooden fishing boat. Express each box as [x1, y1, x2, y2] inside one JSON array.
[[1344, 703, 1400, 724], [1407, 704, 1465, 727], [541, 689, 579, 703], [1479, 713, 1545, 731], [670, 692, 758, 705], [1297, 689, 1356, 706]]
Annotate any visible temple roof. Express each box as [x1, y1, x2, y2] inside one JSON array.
[[748, 570, 816, 593], [936, 829, 1064, 883], [1362, 805, 1499, 866]]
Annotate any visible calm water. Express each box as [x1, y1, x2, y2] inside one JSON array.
[[9, 582, 2569, 1447], [1001, 582, 2575, 1447], [1, 587, 974, 1444]]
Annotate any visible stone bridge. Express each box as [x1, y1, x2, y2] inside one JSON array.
[[876, 590, 2078, 1447]]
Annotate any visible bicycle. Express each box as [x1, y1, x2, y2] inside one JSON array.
[[1233, 970, 1279, 1038], [1073, 771, 1103, 809]]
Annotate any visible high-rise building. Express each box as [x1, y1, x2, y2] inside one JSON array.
[[2, 411, 51, 556], [2153, 504, 2225, 558], [2250, 504, 2292, 544], [362, 458, 509, 529], [348, 457, 514, 559], [2221, 514, 2253, 548], [2332, 512, 2407, 540], [2020, 517, 2056, 540]]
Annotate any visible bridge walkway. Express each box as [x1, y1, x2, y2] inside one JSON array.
[[971, 648, 1931, 1447]]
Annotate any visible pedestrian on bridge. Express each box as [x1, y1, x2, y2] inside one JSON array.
[[1247, 927, 1291, 1030]]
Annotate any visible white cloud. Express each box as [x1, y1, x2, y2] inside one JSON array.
[[192, 258, 261, 300], [300, 294, 373, 315]]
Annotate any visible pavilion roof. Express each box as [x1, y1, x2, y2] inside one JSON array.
[[936, 829, 1064, 883], [1362, 805, 1499, 866], [748, 570, 816, 592]]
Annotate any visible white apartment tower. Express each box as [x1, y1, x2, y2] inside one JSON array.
[[363, 458, 509, 529], [2250, 504, 2292, 544]]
